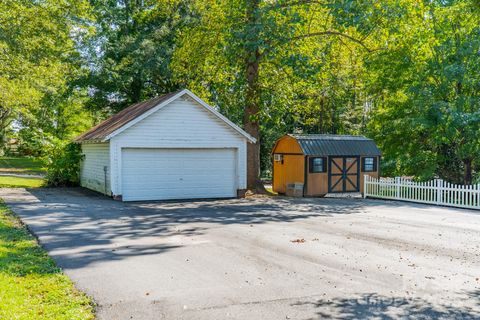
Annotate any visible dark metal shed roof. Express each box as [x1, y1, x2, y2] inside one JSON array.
[[75, 90, 182, 142], [289, 134, 381, 156]]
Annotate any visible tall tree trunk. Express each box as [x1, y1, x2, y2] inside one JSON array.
[[319, 96, 324, 133], [464, 158, 472, 185], [130, 76, 143, 104], [0, 107, 11, 153], [244, 0, 265, 192]]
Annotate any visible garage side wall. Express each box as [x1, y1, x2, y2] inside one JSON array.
[[109, 95, 247, 197], [80, 143, 111, 195]]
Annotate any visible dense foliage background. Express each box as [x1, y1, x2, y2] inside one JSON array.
[[2, 0, 480, 185]]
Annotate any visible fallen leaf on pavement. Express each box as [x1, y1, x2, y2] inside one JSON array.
[[290, 238, 306, 243]]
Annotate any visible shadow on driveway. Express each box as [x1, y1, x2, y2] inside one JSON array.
[[2, 187, 480, 320], [5, 187, 475, 271], [293, 290, 480, 319], [5, 187, 372, 269]]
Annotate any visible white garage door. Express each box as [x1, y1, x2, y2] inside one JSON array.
[[121, 148, 237, 201]]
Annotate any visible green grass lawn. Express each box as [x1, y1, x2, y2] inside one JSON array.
[[0, 201, 94, 319], [0, 176, 45, 188], [0, 157, 46, 175]]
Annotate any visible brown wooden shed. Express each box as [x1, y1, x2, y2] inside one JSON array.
[[272, 134, 381, 196]]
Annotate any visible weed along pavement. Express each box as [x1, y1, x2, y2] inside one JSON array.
[[1, 187, 479, 319]]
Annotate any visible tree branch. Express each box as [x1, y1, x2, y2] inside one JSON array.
[[263, 0, 323, 10], [290, 31, 373, 52]]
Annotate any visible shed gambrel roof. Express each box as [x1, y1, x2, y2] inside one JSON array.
[[288, 134, 381, 156], [75, 89, 256, 143]]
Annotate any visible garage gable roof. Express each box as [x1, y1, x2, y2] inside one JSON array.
[[289, 134, 381, 156], [75, 89, 256, 143]]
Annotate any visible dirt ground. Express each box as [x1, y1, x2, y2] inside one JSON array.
[[1, 187, 479, 319]]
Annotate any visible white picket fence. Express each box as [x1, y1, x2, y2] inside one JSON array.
[[364, 175, 480, 210]]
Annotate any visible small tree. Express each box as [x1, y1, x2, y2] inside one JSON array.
[[44, 141, 84, 187]]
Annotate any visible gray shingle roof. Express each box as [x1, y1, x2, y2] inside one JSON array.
[[289, 134, 381, 156]]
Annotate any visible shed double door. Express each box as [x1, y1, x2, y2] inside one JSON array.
[[328, 157, 360, 193]]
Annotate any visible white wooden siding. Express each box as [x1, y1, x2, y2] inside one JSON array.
[[110, 95, 247, 197], [80, 143, 110, 195]]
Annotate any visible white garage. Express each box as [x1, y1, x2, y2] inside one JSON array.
[[75, 89, 255, 201]]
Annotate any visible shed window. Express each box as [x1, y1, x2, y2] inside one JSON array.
[[363, 157, 377, 172], [309, 157, 326, 173]]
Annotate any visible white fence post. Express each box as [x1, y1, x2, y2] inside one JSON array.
[[436, 179, 443, 204], [395, 177, 400, 199]]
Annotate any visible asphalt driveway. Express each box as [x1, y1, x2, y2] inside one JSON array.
[[1, 188, 479, 319]]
